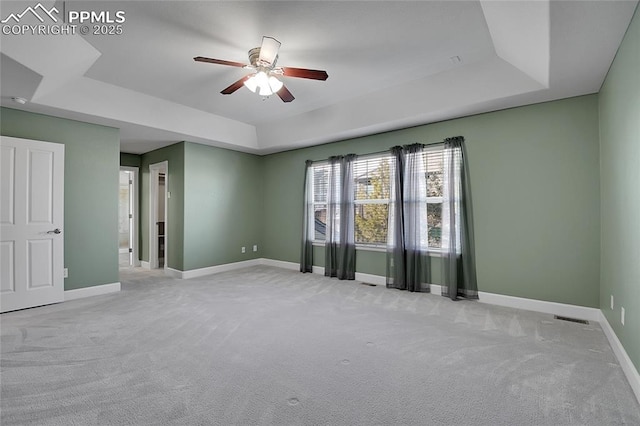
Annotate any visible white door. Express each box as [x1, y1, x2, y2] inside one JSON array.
[[149, 161, 168, 270], [119, 169, 133, 266], [1, 136, 64, 313]]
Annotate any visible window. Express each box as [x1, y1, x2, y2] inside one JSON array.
[[353, 155, 392, 245], [308, 146, 444, 249], [424, 146, 444, 249], [311, 163, 329, 241]]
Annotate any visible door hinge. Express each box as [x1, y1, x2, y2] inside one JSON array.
[[129, 214, 133, 219], [129, 248, 133, 253]]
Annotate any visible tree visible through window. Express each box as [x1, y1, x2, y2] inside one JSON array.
[[425, 148, 444, 249], [354, 157, 391, 245], [309, 147, 444, 249]]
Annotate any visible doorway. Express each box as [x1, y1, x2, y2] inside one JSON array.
[[149, 162, 168, 270], [119, 167, 139, 268]]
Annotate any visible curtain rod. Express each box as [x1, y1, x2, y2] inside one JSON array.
[[308, 137, 461, 163]]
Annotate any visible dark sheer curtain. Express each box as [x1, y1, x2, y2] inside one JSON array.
[[386, 144, 430, 292], [441, 137, 478, 300], [300, 160, 313, 273], [403, 144, 430, 292], [338, 154, 356, 278], [386, 147, 405, 288], [325, 155, 356, 280]]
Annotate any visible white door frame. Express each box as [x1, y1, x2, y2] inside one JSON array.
[[119, 166, 139, 267], [149, 161, 168, 270]]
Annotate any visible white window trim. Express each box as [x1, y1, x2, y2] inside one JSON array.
[[354, 198, 389, 205], [311, 240, 443, 256], [308, 149, 446, 253]]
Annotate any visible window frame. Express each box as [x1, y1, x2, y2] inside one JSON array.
[[307, 146, 445, 254], [308, 160, 329, 243], [423, 144, 445, 252], [352, 153, 392, 248]]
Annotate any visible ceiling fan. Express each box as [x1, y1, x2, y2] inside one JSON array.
[[194, 36, 328, 103]]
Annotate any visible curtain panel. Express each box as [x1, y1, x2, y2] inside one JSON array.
[[300, 160, 314, 273], [441, 137, 478, 300], [386, 144, 431, 292], [325, 155, 356, 280], [386, 146, 406, 288]]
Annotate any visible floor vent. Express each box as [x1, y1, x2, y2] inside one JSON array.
[[361, 283, 377, 287], [554, 315, 589, 325]]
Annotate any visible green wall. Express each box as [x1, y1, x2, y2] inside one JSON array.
[[137, 141, 263, 272], [183, 142, 263, 270], [0, 96, 604, 311], [1, 107, 120, 291], [139, 142, 185, 270], [120, 153, 141, 168], [599, 5, 640, 372], [263, 95, 601, 308]]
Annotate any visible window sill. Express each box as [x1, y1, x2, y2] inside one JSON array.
[[356, 244, 386, 253], [312, 241, 443, 256], [312, 241, 385, 252]]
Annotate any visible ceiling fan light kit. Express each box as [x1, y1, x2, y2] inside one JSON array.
[[243, 71, 284, 97], [194, 36, 328, 103]]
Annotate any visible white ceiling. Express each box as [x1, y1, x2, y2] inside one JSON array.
[[1, 0, 637, 154]]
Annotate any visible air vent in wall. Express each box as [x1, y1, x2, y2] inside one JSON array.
[[554, 315, 589, 325]]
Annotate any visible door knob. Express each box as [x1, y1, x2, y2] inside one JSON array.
[[47, 228, 61, 234]]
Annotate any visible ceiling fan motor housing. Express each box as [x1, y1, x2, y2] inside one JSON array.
[[249, 47, 278, 68]]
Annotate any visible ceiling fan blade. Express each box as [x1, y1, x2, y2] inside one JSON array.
[[258, 36, 281, 66], [281, 67, 328, 81], [194, 56, 247, 68], [277, 85, 295, 103], [221, 75, 250, 95]]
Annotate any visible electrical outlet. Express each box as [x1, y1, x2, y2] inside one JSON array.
[[241, 246, 246, 253], [63, 268, 68, 278], [253, 245, 258, 252], [621, 307, 625, 326], [610, 295, 614, 310]]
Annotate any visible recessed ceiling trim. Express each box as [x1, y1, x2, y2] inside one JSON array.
[[480, 0, 550, 88], [1, 27, 258, 150], [1, 0, 636, 155]]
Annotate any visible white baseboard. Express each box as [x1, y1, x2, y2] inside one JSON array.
[[165, 267, 182, 278], [261, 259, 601, 320], [64, 282, 121, 301], [354, 272, 386, 286], [476, 291, 602, 322], [429, 283, 442, 294], [261, 258, 299, 271], [167, 258, 263, 279], [140, 261, 150, 270], [261, 259, 384, 285], [599, 311, 640, 404]]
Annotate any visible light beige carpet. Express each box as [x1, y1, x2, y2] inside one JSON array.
[[2, 265, 639, 425]]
